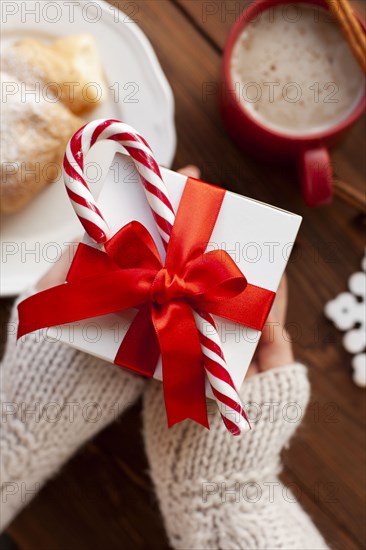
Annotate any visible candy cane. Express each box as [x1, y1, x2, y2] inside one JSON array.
[[63, 118, 249, 435], [194, 311, 250, 435], [63, 119, 174, 246]]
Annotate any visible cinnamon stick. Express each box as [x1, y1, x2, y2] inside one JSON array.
[[326, 0, 366, 74], [333, 178, 366, 212]]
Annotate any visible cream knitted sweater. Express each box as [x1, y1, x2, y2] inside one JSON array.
[[0, 299, 146, 529], [144, 366, 329, 550], [1, 299, 329, 549]]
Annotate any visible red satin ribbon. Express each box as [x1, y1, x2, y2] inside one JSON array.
[[17, 178, 275, 428]]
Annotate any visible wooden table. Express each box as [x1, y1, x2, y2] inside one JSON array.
[[2, 1, 365, 549]]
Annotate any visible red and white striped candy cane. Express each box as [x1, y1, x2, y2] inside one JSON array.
[[63, 119, 174, 246], [63, 118, 250, 435]]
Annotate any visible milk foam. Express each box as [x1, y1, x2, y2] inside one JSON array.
[[231, 4, 365, 135]]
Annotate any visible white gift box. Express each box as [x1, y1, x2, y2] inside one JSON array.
[[50, 152, 302, 396]]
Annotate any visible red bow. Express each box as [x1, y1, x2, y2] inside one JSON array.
[[17, 178, 275, 428]]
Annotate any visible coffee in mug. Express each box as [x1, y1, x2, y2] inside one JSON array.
[[231, 4, 365, 136]]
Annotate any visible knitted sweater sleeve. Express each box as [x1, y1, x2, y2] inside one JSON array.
[[0, 296, 145, 530], [143, 364, 330, 550]]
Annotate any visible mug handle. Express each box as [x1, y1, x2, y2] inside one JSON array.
[[298, 146, 333, 207]]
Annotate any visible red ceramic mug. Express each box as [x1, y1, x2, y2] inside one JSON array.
[[220, 0, 366, 207]]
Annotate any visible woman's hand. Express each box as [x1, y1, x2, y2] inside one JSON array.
[[246, 275, 294, 378]]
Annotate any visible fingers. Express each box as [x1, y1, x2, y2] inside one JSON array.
[[258, 331, 294, 372], [269, 273, 288, 327], [255, 274, 294, 373], [177, 165, 201, 179], [245, 363, 259, 379], [259, 273, 288, 348]]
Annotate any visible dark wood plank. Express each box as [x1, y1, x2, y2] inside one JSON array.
[[176, 0, 366, 50], [280, 467, 360, 550], [175, 0, 251, 51], [285, 386, 366, 543], [3, 0, 365, 548]]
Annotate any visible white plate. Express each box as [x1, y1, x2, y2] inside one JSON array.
[[1, 0, 176, 296]]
